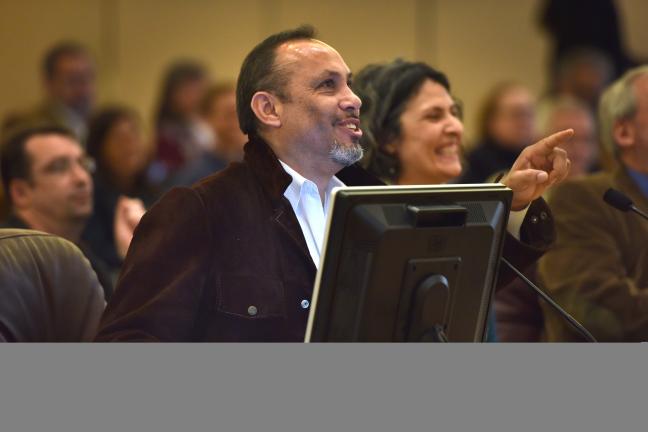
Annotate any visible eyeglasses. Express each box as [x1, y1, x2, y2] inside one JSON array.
[[41, 155, 96, 176]]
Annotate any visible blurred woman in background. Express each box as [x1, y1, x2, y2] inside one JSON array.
[[201, 82, 247, 163], [165, 82, 247, 187], [150, 60, 213, 186], [83, 106, 152, 273], [461, 82, 537, 183]]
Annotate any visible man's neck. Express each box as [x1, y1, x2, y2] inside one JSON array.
[[263, 135, 339, 201], [15, 210, 84, 243], [280, 158, 335, 204]]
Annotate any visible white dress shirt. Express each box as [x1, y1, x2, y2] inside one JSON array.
[[279, 161, 345, 268]]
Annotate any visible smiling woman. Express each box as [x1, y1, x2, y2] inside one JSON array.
[[353, 59, 464, 185]]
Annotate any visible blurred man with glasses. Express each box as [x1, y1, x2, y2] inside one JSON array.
[[0, 126, 143, 299]]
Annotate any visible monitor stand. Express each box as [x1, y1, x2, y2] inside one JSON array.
[[397, 258, 461, 342]]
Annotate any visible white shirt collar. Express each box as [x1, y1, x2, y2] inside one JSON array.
[[278, 160, 345, 267]]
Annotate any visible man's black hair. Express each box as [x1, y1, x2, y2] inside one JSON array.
[[236, 25, 317, 136]]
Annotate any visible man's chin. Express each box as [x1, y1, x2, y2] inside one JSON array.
[[69, 207, 92, 222], [330, 141, 363, 167]]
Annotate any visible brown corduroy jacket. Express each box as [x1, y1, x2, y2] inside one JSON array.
[[539, 166, 648, 341]]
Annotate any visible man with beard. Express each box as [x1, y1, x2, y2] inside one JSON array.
[[96, 26, 571, 342]]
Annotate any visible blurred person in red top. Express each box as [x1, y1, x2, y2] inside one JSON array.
[[166, 83, 248, 187], [149, 60, 213, 187]]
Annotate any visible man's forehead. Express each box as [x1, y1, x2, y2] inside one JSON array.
[[57, 55, 90, 70], [276, 39, 350, 74], [26, 134, 82, 161], [279, 38, 332, 54]]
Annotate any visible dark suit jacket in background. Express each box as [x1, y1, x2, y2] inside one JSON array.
[[96, 135, 554, 342]]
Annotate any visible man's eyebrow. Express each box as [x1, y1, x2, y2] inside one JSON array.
[[44, 156, 69, 164], [315, 70, 353, 81], [40, 156, 69, 170]]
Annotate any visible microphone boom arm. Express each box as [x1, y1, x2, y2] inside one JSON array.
[[500, 257, 597, 342]]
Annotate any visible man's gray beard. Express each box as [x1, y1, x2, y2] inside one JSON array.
[[329, 139, 363, 166]]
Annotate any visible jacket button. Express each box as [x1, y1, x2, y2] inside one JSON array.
[[540, 211, 548, 220], [530, 215, 539, 224], [247, 305, 258, 316], [301, 300, 310, 309]]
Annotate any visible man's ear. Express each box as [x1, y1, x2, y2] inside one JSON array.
[[9, 179, 32, 209], [613, 118, 635, 150], [250, 91, 282, 129]]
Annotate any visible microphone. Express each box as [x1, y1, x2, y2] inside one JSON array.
[[603, 188, 648, 221], [500, 257, 597, 342]]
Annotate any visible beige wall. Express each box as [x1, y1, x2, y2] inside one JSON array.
[[0, 0, 103, 116], [1, 0, 647, 142]]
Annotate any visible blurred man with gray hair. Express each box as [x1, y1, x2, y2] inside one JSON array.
[[536, 96, 599, 179], [539, 65, 648, 341]]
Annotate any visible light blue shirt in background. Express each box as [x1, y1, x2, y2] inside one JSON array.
[[627, 166, 648, 198]]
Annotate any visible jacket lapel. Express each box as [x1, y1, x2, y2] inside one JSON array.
[[272, 201, 316, 273], [242, 135, 384, 274], [244, 136, 314, 270]]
